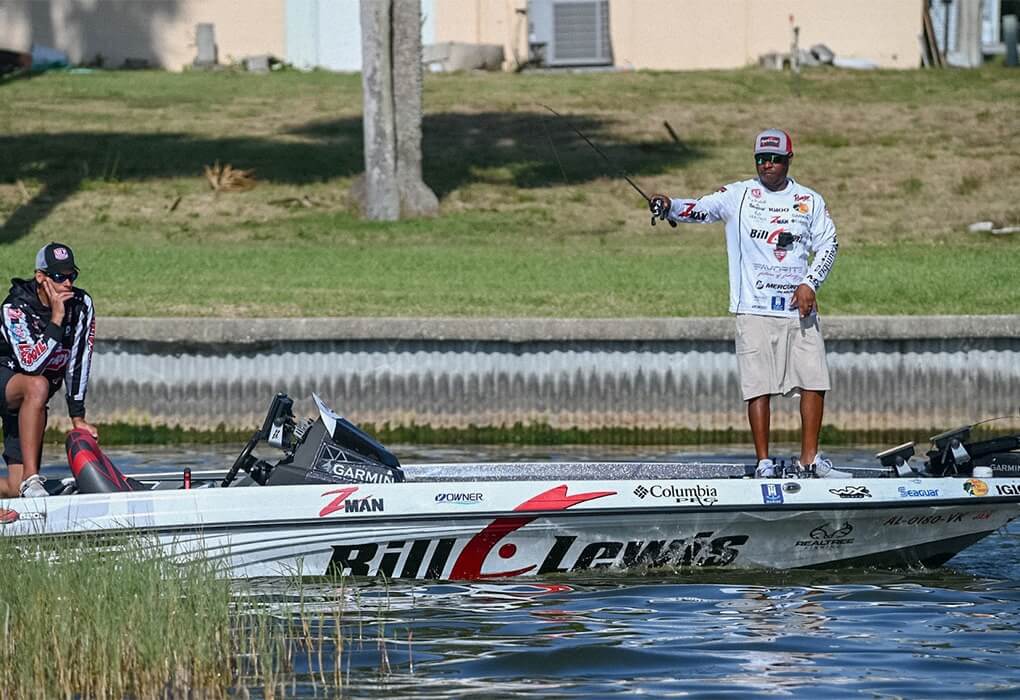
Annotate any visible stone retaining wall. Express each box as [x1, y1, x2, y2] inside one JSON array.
[[83, 316, 1020, 433]]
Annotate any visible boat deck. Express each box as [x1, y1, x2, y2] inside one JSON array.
[[399, 461, 887, 482]]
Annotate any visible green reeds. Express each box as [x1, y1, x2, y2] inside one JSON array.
[[0, 535, 351, 698], [1, 534, 232, 698]]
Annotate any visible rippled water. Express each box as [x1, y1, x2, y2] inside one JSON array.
[[40, 444, 1020, 697]]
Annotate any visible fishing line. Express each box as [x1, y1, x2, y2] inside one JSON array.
[[540, 104, 651, 203], [540, 114, 570, 185]]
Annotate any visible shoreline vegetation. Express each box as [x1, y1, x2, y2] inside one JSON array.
[[0, 67, 1018, 317], [41, 421, 1007, 448], [0, 535, 365, 698]]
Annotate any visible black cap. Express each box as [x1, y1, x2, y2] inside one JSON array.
[[35, 242, 78, 273]]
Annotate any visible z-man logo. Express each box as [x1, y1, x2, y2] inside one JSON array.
[[318, 486, 384, 516], [678, 202, 708, 221]]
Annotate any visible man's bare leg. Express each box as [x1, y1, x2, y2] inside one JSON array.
[[4, 374, 50, 486], [799, 389, 825, 465], [747, 395, 771, 461], [1, 464, 24, 498]]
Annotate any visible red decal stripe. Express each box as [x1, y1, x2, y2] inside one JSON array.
[[449, 485, 615, 580]]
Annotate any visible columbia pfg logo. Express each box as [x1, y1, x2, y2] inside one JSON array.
[[633, 485, 649, 499]]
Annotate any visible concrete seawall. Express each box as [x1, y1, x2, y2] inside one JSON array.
[[85, 316, 1020, 433]]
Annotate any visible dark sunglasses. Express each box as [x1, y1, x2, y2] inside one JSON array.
[[46, 270, 78, 283], [755, 153, 790, 165]]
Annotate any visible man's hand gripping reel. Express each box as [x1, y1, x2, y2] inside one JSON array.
[[649, 195, 677, 228]]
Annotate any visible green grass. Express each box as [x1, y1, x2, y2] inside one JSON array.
[[1, 67, 1019, 316], [0, 534, 351, 697], [0, 535, 232, 696]]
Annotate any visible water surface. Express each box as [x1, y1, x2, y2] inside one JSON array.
[[40, 444, 1020, 697]]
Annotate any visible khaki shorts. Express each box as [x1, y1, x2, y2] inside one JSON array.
[[735, 314, 830, 401]]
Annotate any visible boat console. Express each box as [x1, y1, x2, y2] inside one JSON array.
[[220, 393, 405, 488]]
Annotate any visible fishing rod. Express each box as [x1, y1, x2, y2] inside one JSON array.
[[541, 104, 675, 227]]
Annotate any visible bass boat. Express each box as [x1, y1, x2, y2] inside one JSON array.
[[2, 394, 1019, 579]]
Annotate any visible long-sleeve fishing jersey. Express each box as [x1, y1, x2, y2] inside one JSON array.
[[0, 278, 95, 417], [664, 177, 838, 317]]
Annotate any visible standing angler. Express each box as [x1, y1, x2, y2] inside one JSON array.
[[0, 242, 97, 498], [649, 129, 846, 478]]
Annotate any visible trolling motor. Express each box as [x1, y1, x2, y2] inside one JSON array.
[[221, 393, 405, 487], [876, 441, 918, 477], [924, 423, 1020, 476]]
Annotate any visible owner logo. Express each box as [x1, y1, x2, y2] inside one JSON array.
[[796, 522, 854, 548], [635, 483, 719, 506], [963, 478, 988, 497], [829, 485, 872, 499], [0, 508, 19, 525], [435, 492, 484, 505]]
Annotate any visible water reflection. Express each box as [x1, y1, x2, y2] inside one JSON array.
[[230, 543, 1020, 697]]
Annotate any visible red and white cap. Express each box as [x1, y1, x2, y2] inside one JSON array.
[[753, 129, 794, 156]]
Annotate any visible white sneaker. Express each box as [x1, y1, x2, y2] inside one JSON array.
[[19, 474, 48, 498], [808, 455, 852, 479], [754, 458, 776, 478]]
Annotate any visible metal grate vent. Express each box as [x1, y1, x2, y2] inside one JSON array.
[[553, 1, 605, 62], [530, 0, 611, 67]]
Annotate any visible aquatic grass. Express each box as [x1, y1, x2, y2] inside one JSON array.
[[0, 535, 367, 698], [0, 533, 233, 698]]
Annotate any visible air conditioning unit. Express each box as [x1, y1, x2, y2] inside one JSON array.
[[528, 0, 612, 67]]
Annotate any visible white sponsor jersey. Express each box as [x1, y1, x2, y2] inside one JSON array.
[[665, 177, 838, 317]]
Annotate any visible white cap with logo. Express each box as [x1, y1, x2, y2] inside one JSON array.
[[753, 129, 794, 156]]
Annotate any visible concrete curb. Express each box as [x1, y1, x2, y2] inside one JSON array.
[[97, 316, 1020, 344]]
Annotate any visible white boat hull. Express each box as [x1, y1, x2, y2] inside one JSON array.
[[4, 469, 1019, 579]]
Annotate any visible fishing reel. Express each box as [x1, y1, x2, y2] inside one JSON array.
[[649, 196, 678, 228]]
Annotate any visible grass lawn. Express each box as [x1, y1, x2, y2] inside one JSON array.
[[1, 67, 1018, 317]]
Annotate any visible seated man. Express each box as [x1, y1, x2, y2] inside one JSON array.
[[1, 243, 97, 498]]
